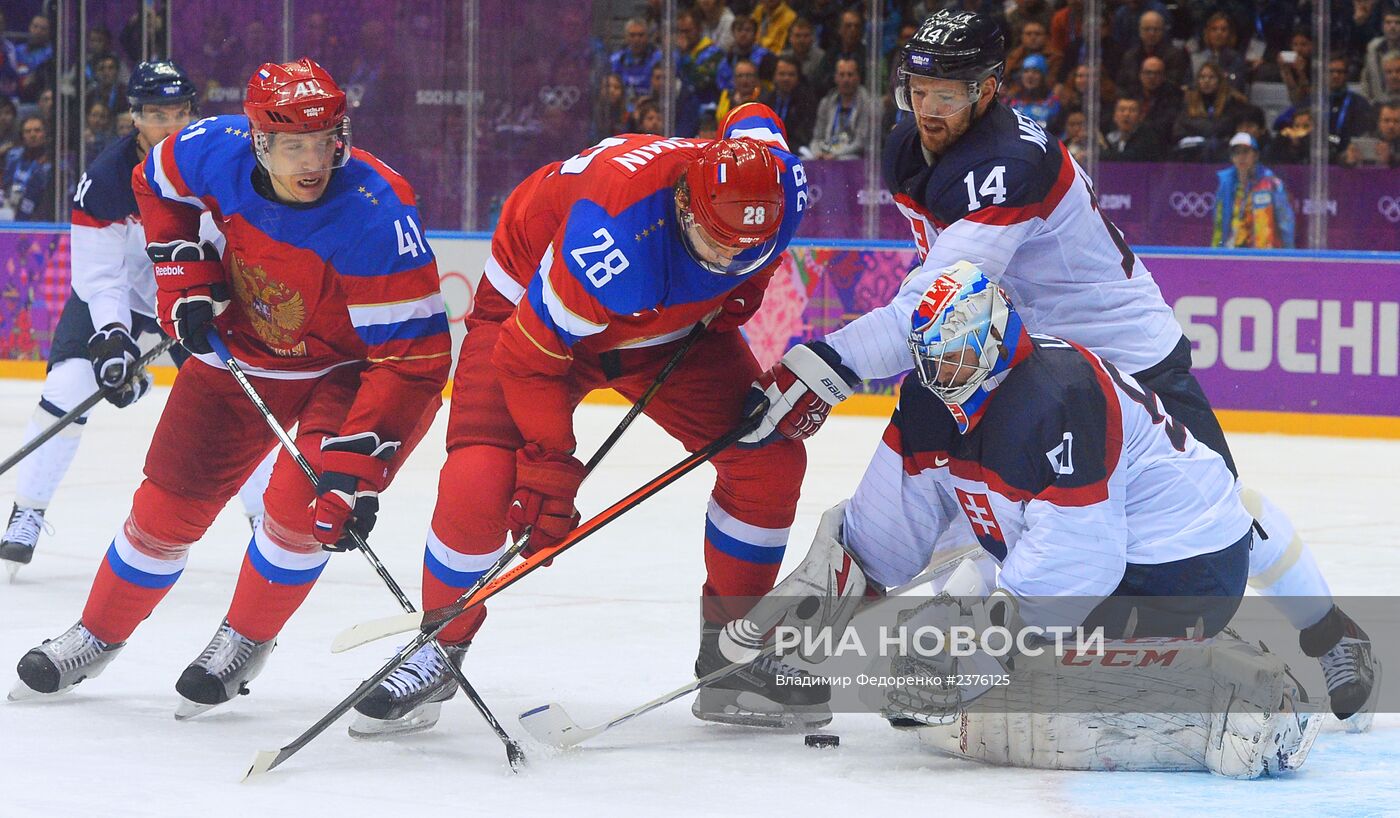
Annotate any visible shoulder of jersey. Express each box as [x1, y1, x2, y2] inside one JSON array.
[[337, 148, 420, 219], [572, 134, 707, 213], [997, 337, 1105, 427], [891, 104, 1066, 225], [163, 114, 256, 193], [75, 133, 139, 222]]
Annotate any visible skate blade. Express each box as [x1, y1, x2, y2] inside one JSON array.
[[174, 697, 219, 721], [1344, 657, 1382, 735], [692, 689, 831, 730], [4, 561, 19, 583], [348, 701, 444, 740], [7, 678, 70, 702]]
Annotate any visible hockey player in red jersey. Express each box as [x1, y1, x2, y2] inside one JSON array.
[[742, 10, 1376, 728], [349, 104, 833, 737], [10, 59, 451, 719]]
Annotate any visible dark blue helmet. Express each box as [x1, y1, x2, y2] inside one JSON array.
[[127, 60, 197, 110]]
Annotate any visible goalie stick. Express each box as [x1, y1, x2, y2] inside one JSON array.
[[517, 545, 983, 749], [0, 335, 178, 477]]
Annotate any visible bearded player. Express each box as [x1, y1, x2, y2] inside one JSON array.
[[10, 59, 450, 719], [348, 104, 831, 738], [740, 10, 1376, 728]]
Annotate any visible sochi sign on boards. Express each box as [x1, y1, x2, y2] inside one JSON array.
[[1148, 251, 1400, 417]]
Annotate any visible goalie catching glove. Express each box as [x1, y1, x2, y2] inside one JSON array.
[[149, 239, 229, 356], [314, 431, 401, 551], [87, 323, 152, 408], [739, 341, 858, 447]]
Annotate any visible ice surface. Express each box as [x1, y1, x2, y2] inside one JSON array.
[[1, 380, 1396, 817]]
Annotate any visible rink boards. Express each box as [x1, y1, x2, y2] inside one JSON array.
[[3, 225, 1398, 438]]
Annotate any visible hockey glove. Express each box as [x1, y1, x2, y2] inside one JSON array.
[[508, 444, 587, 558], [739, 341, 858, 447], [708, 277, 767, 334], [88, 323, 152, 408], [149, 239, 229, 356], [313, 431, 401, 552]]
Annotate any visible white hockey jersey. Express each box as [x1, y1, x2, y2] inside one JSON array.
[[827, 104, 1182, 379], [70, 133, 220, 331], [843, 335, 1251, 629]]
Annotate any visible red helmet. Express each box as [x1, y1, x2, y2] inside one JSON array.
[[683, 138, 784, 249], [244, 58, 347, 134]]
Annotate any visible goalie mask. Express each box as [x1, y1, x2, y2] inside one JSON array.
[[244, 58, 352, 176], [895, 10, 1005, 118], [907, 263, 1030, 432], [676, 138, 784, 276]]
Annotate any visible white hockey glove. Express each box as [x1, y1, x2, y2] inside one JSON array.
[[739, 342, 858, 447]]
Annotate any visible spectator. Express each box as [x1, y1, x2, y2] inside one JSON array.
[[1, 115, 54, 222], [15, 15, 55, 104], [1372, 100, 1400, 167], [1117, 10, 1189, 92], [1048, 63, 1118, 136], [1006, 0, 1054, 43], [590, 74, 630, 143], [1054, 0, 1124, 86], [1005, 21, 1063, 85], [36, 88, 54, 132], [807, 56, 872, 160], [696, 0, 737, 55], [1266, 29, 1315, 104], [648, 62, 701, 137], [1173, 62, 1250, 161], [752, 0, 797, 54], [1137, 56, 1184, 133], [114, 110, 134, 140], [0, 98, 17, 156], [782, 17, 825, 85], [1361, 8, 1400, 102], [761, 54, 818, 150], [677, 8, 726, 113], [1104, 96, 1166, 160], [121, 5, 167, 62], [1344, 0, 1387, 63], [1378, 52, 1400, 101], [1262, 108, 1315, 164], [1190, 12, 1248, 93], [716, 58, 762, 123], [1049, 0, 1082, 58], [82, 100, 116, 163], [1212, 132, 1295, 249], [1230, 102, 1272, 155], [0, 11, 22, 103], [725, 16, 775, 89], [1061, 109, 1106, 165], [88, 55, 127, 116], [611, 18, 663, 102], [1110, 0, 1167, 53], [1005, 54, 1062, 130], [696, 111, 719, 140], [1323, 56, 1376, 154], [630, 98, 664, 135], [813, 8, 865, 99]]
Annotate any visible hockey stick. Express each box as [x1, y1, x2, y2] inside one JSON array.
[[244, 410, 763, 780], [517, 545, 983, 749], [328, 319, 710, 655], [243, 322, 710, 778], [0, 335, 178, 477], [203, 333, 526, 772]]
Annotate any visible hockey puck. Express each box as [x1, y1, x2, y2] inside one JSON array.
[[804, 733, 840, 749]]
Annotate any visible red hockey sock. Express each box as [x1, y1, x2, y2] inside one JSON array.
[[225, 525, 329, 643]]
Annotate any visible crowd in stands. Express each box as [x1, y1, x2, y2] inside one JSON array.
[[590, 0, 1400, 171], [1, 7, 164, 222]]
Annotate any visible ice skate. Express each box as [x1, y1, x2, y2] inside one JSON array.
[[692, 621, 832, 730], [174, 619, 275, 720], [349, 642, 468, 739], [1, 504, 52, 581], [10, 621, 125, 700], [1300, 605, 1378, 732]]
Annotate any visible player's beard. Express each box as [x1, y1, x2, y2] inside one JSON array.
[[917, 108, 973, 157]]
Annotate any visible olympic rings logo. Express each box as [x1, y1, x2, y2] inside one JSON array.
[[538, 85, 581, 110], [437, 271, 476, 324], [1169, 191, 1215, 218], [1378, 196, 1400, 224]]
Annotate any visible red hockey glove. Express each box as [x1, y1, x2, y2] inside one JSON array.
[[739, 341, 858, 448], [708, 278, 767, 334], [148, 239, 229, 356], [314, 431, 401, 551], [508, 444, 587, 557]]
